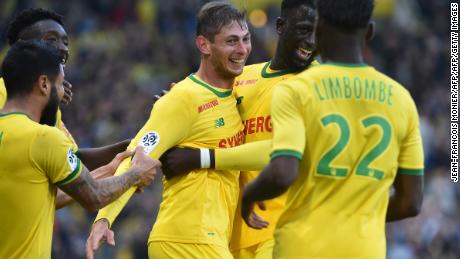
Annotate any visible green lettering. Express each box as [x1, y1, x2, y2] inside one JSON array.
[[354, 77, 362, 99], [328, 78, 342, 99], [343, 77, 352, 99], [0, 131, 3, 146], [314, 82, 325, 101], [387, 84, 393, 106], [365, 79, 376, 100], [378, 81, 386, 103], [322, 79, 329, 99]]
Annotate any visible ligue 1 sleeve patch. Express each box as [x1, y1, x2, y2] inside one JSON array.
[[139, 131, 160, 155], [67, 147, 78, 171]]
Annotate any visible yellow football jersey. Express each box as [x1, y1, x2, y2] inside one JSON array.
[[229, 61, 318, 250], [95, 74, 244, 249], [0, 112, 82, 259], [270, 63, 424, 259], [0, 77, 77, 150]]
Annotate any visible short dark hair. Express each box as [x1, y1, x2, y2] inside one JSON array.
[[2, 40, 62, 98], [196, 1, 246, 42], [317, 0, 374, 31], [281, 0, 316, 17], [7, 8, 64, 45]]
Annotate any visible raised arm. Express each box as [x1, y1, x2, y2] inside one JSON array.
[[86, 90, 194, 258]]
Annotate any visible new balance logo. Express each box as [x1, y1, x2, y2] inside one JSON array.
[[215, 118, 225, 128]]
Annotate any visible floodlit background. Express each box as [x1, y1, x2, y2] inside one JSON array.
[[0, 0, 455, 258]]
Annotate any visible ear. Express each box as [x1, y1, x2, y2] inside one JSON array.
[[196, 35, 211, 55], [36, 75, 51, 96], [276, 17, 286, 35], [365, 21, 375, 42]]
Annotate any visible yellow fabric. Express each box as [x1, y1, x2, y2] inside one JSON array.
[[232, 238, 274, 259], [0, 77, 78, 150], [95, 74, 243, 248], [270, 63, 424, 259], [215, 139, 271, 171], [215, 61, 318, 250], [0, 113, 82, 259], [148, 241, 233, 259], [0, 78, 5, 108]]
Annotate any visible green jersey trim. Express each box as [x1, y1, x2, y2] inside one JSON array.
[[398, 168, 424, 176], [0, 112, 32, 120], [261, 61, 294, 78], [188, 74, 233, 98], [323, 62, 369, 67], [56, 159, 82, 186], [271, 150, 303, 160]]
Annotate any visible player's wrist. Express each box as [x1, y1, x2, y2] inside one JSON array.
[[93, 218, 110, 229], [200, 148, 211, 168]]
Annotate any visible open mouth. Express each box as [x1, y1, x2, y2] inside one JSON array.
[[229, 58, 245, 65], [296, 47, 313, 61]]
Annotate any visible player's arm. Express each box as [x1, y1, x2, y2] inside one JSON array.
[[55, 149, 133, 209], [160, 140, 272, 178], [86, 93, 193, 258], [76, 139, 131, 171], [386, 173, 423, 222], [58, 146, 159, 212], [386, 97, 424, 222], [242, 84, 306, 229]]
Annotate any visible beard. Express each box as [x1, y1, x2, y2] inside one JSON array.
[[40, 85, 60, 126]]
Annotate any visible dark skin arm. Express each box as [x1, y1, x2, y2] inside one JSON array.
[[241, 156, 299, 229], [77, 139, 131, 171], [386, 173, 424, 222], [160, 147, 214, 178], [58, 146, 160, 212]]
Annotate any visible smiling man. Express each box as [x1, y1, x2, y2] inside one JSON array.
[[85, 2, 251, 258], [159, 1, 318, 258]]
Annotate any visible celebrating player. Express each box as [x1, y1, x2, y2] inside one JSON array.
[[85, 2, 250, 258], [241, 0, 424, 258], [0, 40, 160, 259], [0, 8, 131, 171], [160, 1, 317, 257]]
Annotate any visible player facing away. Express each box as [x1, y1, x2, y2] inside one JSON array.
[[85, 2, 251, 259], [0, 8, 131, 172], [159, 0, 317, 258], [241, 0, 424, 258], [0, 40, 160, 259]]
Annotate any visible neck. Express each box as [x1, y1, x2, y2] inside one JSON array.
[[1, 96, 42, 122], [319, 30, 365, 64], [195, 59, 234, 89], [270, 43, 289, 70]]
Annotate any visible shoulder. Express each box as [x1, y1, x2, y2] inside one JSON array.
[[35, 124, 72, 147], [236, 62, 268, 80]]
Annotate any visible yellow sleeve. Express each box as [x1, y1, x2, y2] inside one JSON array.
[[30, 126, 83, 186], [398, 97, 424, 175], [270, 83, 306, 160], [215, 140, 272, 171], [0, 78, 6, 108], [95, 91, 195, 226]]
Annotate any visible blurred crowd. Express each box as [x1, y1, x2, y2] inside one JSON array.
[[0, 0, 456, 258]]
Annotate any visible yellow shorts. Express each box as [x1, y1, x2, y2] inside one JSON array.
[[148, 241, 233, 259], [232, 239, 274, 259]]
